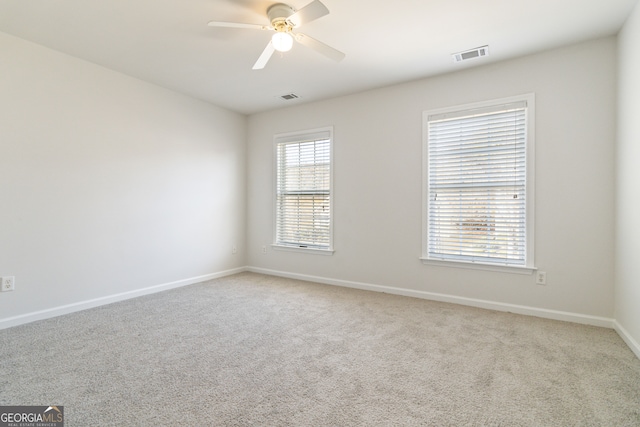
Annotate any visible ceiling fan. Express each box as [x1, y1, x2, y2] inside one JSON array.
[[208, 0, 345, 70]]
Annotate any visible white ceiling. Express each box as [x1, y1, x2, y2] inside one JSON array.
[[1, 0, 637, 115]]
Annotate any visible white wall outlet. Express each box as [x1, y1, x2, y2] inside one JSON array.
[[232, 245, 237, 254], [262, 245, 267, 254], [536, 271, 547, 285], [1, 276, 15, 292]]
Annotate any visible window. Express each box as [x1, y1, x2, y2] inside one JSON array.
[[422, 95, 535, 273], [274, 127, 333, 253]]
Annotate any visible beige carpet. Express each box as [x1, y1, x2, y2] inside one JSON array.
[[1, 272, 639, 426]]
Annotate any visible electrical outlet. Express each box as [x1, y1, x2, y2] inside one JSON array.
[[262, 245, 267, 254], [536, 271, 547, 285], [1, 276, 15, 292]]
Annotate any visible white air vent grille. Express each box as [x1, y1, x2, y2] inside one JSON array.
[[452, 46, 489, 63], [280, 93, 299, 100]]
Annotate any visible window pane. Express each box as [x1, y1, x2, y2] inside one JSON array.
[[427, 105, 527, 265], [276, 136, 331, 250]]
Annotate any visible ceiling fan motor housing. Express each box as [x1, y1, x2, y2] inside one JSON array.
[[268, 3, 296, 31]]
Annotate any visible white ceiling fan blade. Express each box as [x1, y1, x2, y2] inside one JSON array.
[[208, 21, 271, 30], [294, 33, 345, 62], [253, 42, 276, 70], [288, 0, 329, 27]]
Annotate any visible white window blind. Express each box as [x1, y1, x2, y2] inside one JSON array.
[[426, 100, 528, 266], [275, 130, 332, 250]]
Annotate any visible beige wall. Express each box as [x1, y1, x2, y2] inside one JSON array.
[[0, 33, 247, 323], [248, 37, 617, 321], [616, 1, 640, 355]]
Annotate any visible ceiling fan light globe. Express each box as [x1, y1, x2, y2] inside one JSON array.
[[272, 32, 293, 52]]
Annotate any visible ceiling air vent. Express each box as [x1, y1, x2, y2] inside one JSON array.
[[452, 46, 489, 63], [280, 93, 299, 100]]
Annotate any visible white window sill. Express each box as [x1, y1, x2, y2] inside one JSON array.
[[420, 257, 535, 275], [272, 245, 335, 256]]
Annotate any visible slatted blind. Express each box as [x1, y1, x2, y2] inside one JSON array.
[[276, 133, 331, 249], [427, 101, 527, 265]]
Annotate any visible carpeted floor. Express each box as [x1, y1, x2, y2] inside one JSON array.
[[1, 272, 639, 426]]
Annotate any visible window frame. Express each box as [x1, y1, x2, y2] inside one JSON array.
[[272, 126, 334, 255], [421, 94, 536, 274]]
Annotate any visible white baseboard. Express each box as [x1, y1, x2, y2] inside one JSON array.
[[247, 267, 615, 329], [0, 266, 248, 330], [5, 266, 632, 356], [613, 321, 640, 359]]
